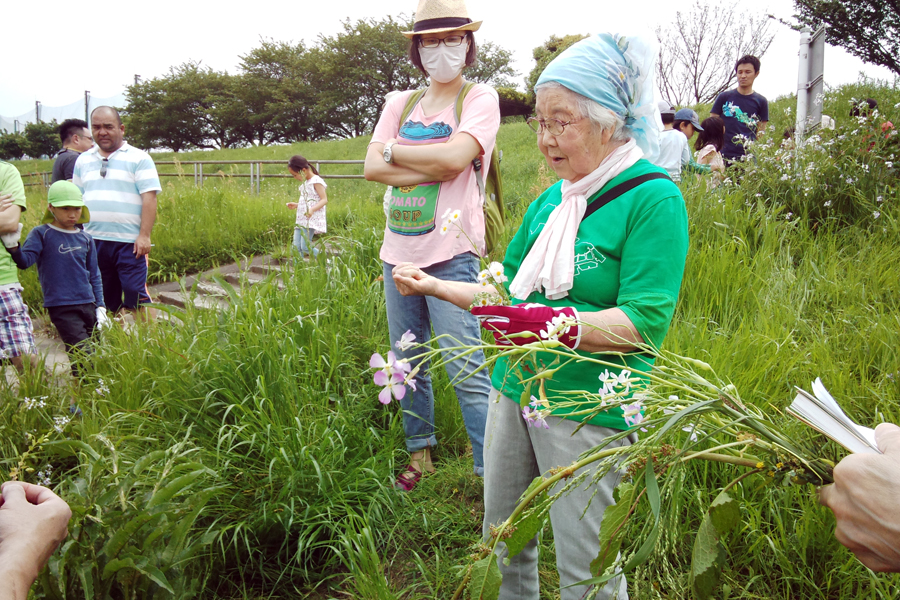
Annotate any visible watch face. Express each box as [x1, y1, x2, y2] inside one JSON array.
[[383, 145, 392, 162]]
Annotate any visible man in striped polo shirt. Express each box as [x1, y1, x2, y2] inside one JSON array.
[[73, 107, 160, 318]]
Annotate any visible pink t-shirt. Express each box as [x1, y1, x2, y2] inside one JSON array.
[[371, 84, 500, 267]]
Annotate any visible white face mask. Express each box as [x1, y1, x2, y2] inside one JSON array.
[[419, 43, 468, 83]]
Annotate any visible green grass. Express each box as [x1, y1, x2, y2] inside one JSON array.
[[7, 85, 900, 598]]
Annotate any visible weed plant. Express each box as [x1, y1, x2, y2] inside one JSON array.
[[4, 81, 900, 598]]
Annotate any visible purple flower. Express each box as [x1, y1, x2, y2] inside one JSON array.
[[622, 401, 646, 430], [522, 406, 550, 429], [395, 330, 417, 351], [370, 351, 411, 405]]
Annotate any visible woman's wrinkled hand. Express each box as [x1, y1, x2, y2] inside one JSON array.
[[392, 263, 440, 297]]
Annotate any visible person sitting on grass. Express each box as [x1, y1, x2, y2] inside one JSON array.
[[694, 116, 726, 187], [0, 181, 108, 379], [285, 155, 328, 259], [673, 108, 714, 182]]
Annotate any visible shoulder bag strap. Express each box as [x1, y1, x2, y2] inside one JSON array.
[[581, 172, 672, 223], [399, 89, 427, 125]]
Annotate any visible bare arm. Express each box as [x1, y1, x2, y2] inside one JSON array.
[[389, 132, 482, 180], [394, 263, 644, 353], [307, 183, 328, 215], [365, 144, 449, 187], [392, 263, 487, 309], [710, 112, 720, 118], [577, 308, 644, 353], [757, 121, 768, 134], [0, 199, 22, 234], [134, 191, 157, 257]]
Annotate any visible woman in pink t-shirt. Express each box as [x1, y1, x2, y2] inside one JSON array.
[[364, 0, 500, 492]]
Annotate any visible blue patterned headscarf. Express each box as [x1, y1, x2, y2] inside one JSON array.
[[536, 32, 660, 163]]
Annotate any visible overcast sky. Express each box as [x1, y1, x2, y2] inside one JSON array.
[[2, 0, 896, 118]]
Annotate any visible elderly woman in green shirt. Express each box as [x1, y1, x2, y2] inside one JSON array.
[[392, 33, 688, 600]]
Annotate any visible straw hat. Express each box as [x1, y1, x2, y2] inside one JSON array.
[[403, 0, 482, 38]]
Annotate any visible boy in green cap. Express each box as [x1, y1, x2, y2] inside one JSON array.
[[3, 181, 108, 376]]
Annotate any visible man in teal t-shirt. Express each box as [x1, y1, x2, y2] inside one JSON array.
[[0, 162, 37, 369]]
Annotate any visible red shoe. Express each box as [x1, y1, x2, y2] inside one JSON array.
[[394, 465, 423, 492]]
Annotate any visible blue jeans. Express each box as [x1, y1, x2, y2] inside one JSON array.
[[293, 227, 319, 258], [382, 253, 491, 476]]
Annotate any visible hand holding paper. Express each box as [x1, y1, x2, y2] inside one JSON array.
[[819, 423, 900, 572]]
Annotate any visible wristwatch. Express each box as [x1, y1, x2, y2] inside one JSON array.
[[383, 142, 396, 164]]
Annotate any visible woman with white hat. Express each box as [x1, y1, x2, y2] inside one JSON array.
[[364, 0, 500, 492]]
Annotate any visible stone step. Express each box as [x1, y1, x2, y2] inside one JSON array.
[[194, 280, 232, 298], [222, 270, 285, 291], [156, 290, 230, 311]]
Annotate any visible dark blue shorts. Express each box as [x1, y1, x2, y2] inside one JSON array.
[[95, 240, 151, 312]]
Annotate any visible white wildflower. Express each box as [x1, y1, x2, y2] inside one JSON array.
[[24, 396, 48, 410], [488, 261, 507, 283]]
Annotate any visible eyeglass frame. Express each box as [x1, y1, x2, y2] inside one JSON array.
[[526, 116, 582, 136], [418, 35, 466, 48]]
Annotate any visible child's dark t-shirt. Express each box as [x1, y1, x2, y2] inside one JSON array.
[[8, 224, 104, 308]]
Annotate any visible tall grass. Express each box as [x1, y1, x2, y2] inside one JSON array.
[[5, 82, 900, 598]]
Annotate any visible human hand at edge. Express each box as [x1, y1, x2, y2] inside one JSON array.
[[286, 202, 299, 210], [0, 194, 14, 211], [819, 422, 900, 572], [0, 481, 72, 599]]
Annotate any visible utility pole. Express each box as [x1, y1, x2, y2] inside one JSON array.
[[85, 90, 90, 122], [35, 101, 41, 123], [134, 74, 141, 86], [13, 120, 19, 134]]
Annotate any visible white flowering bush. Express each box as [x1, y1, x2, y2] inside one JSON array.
[[729, 96, 899, 226]]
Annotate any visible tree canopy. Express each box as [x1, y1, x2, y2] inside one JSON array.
[[122, 15, 517, 151], [793, 0, 900, 75]]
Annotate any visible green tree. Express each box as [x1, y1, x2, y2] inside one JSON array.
[[312, 16, 426, 138], [23, 120, 61, 158], [467, 41, 518, 88], [0, 132, 27, 161], [237, 39, 319, 145], [125, 62, 231, 152], [526, 34, 589, 101], [793, 0, 900, 75]]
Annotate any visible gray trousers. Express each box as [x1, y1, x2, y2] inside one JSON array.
[[482, 388, 632, 600]]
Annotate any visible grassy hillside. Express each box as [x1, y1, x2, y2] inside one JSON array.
[[7, 82, 900, 598]]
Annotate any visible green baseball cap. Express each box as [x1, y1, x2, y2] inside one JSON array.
[[42, 181, 90, 224]]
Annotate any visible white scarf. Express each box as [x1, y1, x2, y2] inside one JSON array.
[[508, 139, 644, 301]]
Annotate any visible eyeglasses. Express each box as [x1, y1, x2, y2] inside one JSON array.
[[526, 117, 580, 136], [419, 35, 465, 48], [100, 158, 108, 178]]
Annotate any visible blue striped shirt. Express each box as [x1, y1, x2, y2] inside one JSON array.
[[72, 143, 161, 243]]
